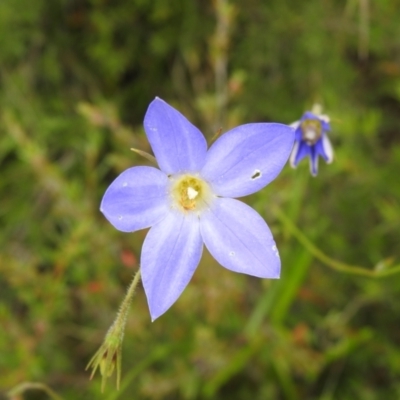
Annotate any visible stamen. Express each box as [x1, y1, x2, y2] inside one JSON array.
[[187, 187, 198, 200], [300, 119, 322, 145], [169, 174, 213, 213]]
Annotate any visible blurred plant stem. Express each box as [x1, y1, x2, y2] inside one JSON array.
[[3, 111, 88, 219], [358, 0, 370, 60], [274, 206, 400, 278], [7, 382, 63, 400], [213, 0, 235, 130], [86, 269, 141, 392]]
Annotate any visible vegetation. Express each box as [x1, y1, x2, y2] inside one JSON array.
[[1, 0, 400, 398]]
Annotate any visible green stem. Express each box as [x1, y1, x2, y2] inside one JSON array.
[[130, 148, 157, 165], [86, 269, 142, 391], [7, 382, 63, 400], [117, 269, 142, 328], [274, 206, 400, 278]]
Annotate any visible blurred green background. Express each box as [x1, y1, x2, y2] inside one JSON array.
[[1, 0, 400, 399]]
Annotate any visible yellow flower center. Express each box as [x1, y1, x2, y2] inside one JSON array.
[[169, 174, 213, 213], [300, 119, 322, 145]]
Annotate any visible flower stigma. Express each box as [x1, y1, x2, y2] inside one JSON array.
[[169, 174, 213, 213], [300, 119, 322, 145]]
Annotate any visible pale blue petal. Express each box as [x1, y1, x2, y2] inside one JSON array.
[[289, 140, 300, 168], [317, 134, 334, 163], [100, 166, 169, 232], [143, 97, 207, 174], [141, 211, 203, 321], [201, 123, 294, 198], [309, 147, 319, 176], [200, 197, 280, 278]]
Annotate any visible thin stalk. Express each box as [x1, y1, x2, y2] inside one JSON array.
[[86, 269, 142, 391], [275, 206, 400, 278]]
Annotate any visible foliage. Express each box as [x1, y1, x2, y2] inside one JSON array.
[[1, 0, 400, 399]]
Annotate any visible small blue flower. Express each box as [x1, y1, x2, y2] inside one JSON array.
[[289, 110, 334, 176], [100, 98, 294, 320]]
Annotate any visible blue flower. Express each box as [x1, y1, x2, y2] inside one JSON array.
[[289, 110, 334, 176], [100, 98, 295, 320]]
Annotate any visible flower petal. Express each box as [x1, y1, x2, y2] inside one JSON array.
[[292, 141, 311, 166], [289, 120, 300, 129], [317, 134, 334, 163], [289, 140, 300, 168], [143, 97, 208, 174], [200, 197, 280, 278], [294, 127, 303, 141], [141, 210, 203, 320], [201, 123, 294, 198], [309, 147, 319, 176], [100, 166, 169, 232]]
